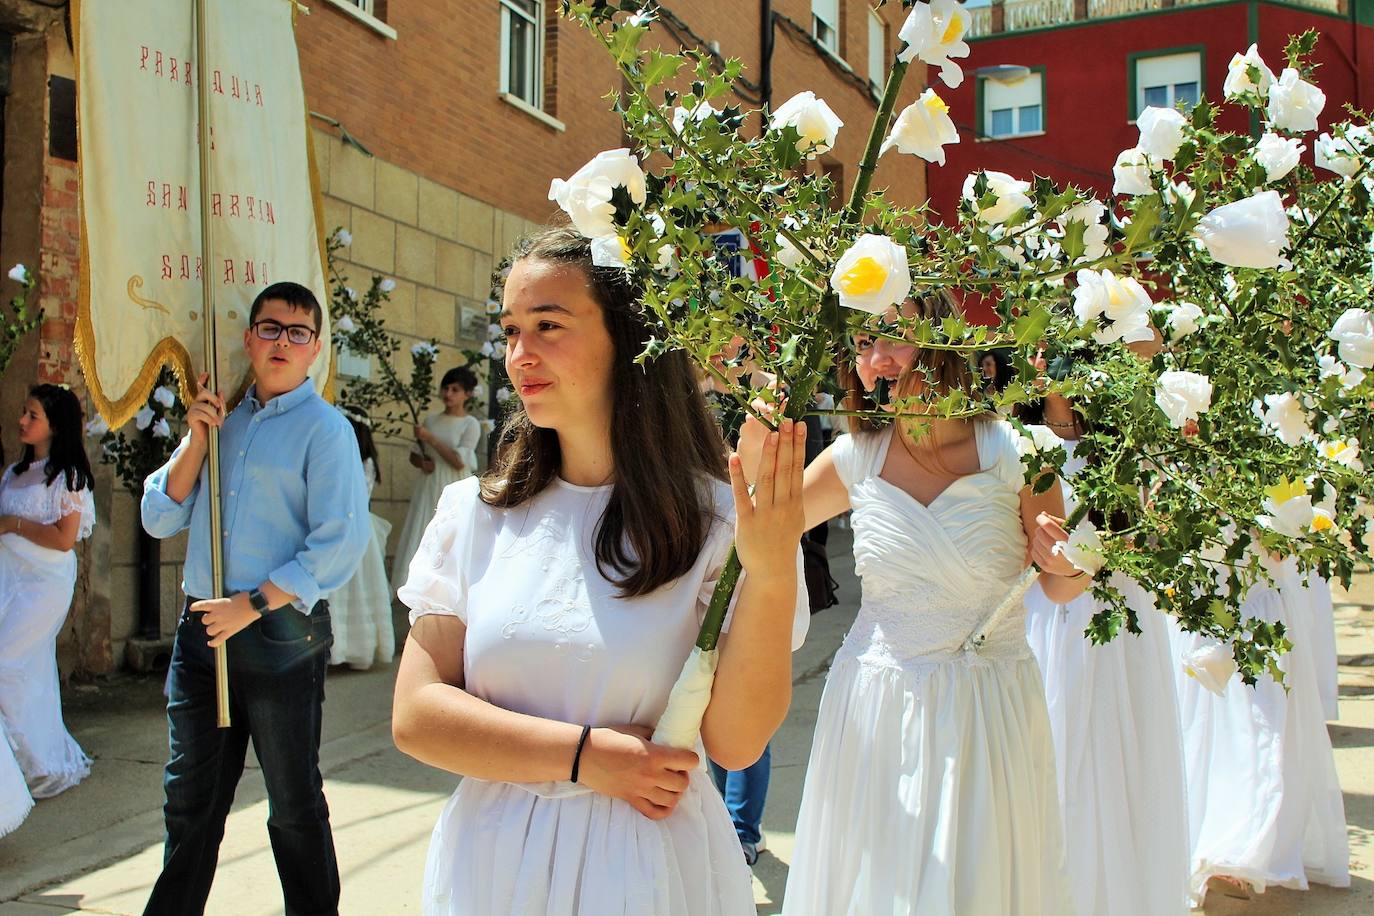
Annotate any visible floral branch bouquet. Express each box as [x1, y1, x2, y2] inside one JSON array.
[[85, 367, 186, 496], [1, 264, 40, 377], [457, 260, 516, 451], [552, 0, 1372, 742], [326, 229, 441, 454]]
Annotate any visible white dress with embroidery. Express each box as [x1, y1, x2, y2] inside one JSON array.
[[783, 421, 1074, 916], [1023, 438, 1191, 916], [0, 460, 95, 829], [390, 413, 481, 595], [329, 459, 395, 669], [398, 475, 809, 916]]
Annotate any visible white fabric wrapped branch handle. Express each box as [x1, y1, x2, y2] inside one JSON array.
[[962, 567, 1040, 655], [651, 646, 720, 750]]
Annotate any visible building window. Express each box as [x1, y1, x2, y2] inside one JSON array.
[[867, 8, 887, 88], [980, 69, 1045, 139], [500, 0, 543, 109], [337, 0, 374, 13], [813, 0, 840, 55], [1131, 48, 1203, 120]]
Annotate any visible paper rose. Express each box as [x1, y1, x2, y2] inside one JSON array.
[[962, 171, 1033, 225], [769, 91, 844, 157], [1162, 301, 1204, 342], [1155, 371, 1213, 428], [1112, 148, 1155, 196], [1072, 269, 1156, 345], [1328, 308, 1374, 369], [548, 149, 648, 239], [496, 387, 512, 404], [829, 234, 912, 315], [411, 342, 439, 360], [7, 264, 28, 284], [152, 418, 172, 439], [1055, 200, 1109, 262], [1266, 68, 1325, 134], [84, 415, 109, 438], [1253, 132, 1303, 183], [471, 382, 487, 399], [380, 278, 397, 294], [1258, 477, 1318, 538], [1136, 106, 1188, 162], [1223, 43, 1275, 99], [1318, 437, 1362, 471], [1014, 424, 1066, 458], [1318, 353, 1365, 390], [897, 0, 972, 89], [344, 287, 358, 302], [1182, 643, 1237, 697], [152, 385, 177, 408], [1193, 191, 1290, 269], [135, 406, 155, 431], [335, 315, 356, 333], [1052, 520, 1106, 577], [672, 100, 718, 134], [1253, 392, 1312, 446], [1314, 126, 1371, 179], [590, 234, 631, 269], [881, 89, 959, 165], [333, 229, 352, 247]]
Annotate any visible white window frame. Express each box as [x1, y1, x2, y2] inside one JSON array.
[[981, 70, 1044, 140], [500, 0, 544, 111], [867, 8, 886, 89], [1133, 51, 1202, 121], [812, 0, 840, 55], [338, 0, 373, 13]]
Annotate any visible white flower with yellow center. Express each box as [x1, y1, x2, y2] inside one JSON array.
[[1182, 643, 1238, 696], [1266, 67, 1326, 134], [1072, 269, 1156, 345], [881, 89, 959, 165], [1328, 308, 1374, 369], [829, 234, 912, 315], [548, 149, 647, 239], [1112, 148, 1155, 196], [1223, 44, 1275, 99], [897, 0, 972, 89], [1257, 477, 1316, 538], [1253, 391, 1312, 446], [590, 234, 632, 269], [1136, 106, 1188, 162], [962, 170, 1033, 225], [1193, 190, 1290, 269], [769, 91, 844, 157], [1155, 370, 1214, 429], [1317, 437, 1362, 471]]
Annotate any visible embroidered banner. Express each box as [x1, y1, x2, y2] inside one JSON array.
[[75, 0, 330, 426]]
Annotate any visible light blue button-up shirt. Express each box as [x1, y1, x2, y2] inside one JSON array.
[[142, 380, 372, 614]]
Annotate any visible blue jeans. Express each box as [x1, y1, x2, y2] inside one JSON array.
[[709, 743, 771, 845], [144, 600, 338, 916]]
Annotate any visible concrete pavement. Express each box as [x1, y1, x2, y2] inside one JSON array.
[[1, 529, 1371, 914]]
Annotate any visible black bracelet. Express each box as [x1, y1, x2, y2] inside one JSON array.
[[570, 725, 592, 783]]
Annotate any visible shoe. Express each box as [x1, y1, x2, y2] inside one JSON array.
[[740, 836, 765, 866]]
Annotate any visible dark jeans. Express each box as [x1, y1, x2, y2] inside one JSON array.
[[709, 743, 771, 846], [144, 599, 338, 916]]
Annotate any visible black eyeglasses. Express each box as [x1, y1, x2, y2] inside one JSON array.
[[252, 320, 318, 345]]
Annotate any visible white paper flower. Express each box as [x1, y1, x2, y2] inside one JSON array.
[[590, 234, 631, 269], [84, 415, 109, 438], [481, 418, 496, 434], [7, 264, 28, 284], [1253, 132, 1304, 182], [769, 91, 844, 157], [962, 170, 1033, 225], [1193, 190, 1290, 269], [1052, 520, 1106, 576], [1112, 148, 1155, 196], [1253, 391, 1312, 446], [487, 322, 503, 340], [1328, 308, 1374, 369], [896, 0, 972, 89], [1258, 478, 1316, 538], [411, 342, 438, 360], [496, 387, 512, 404], [335, 315, 356, 333], [1317, 353, 1362, 389], [1318, 437, 1362, 471], [1136, 106, 1188, 161], [135, 406, 155, 431], [672, 100, 718, 134], [334, 229, 352, 247], [829, 234, 911, 315], [881, 89, 959, 165], [152, 417, 172, 439], [152, 385, 176, 408], [1054, 200, 1109, 262], [1163, 300, 1204, 342], [1224, 44, 1275, 99], [493, 340, 507, 360], [479, 340, 495, 358], [548, 149, 648, 239], [1266, 68, 1325, 134], [471, 382, 487, 399], [1155, 370, 1213, 428], [1072, 269, 1156, 345], [1014, 423, 1065, 458], [379, 278, 397, 293], [1314, 126, 1371, 178], [1182, 643, 1237, 696]]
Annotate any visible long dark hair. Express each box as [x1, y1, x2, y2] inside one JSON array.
[[345, 415, 381, 485], [480, 226, 728, 597], [16, 384, 94, 492]]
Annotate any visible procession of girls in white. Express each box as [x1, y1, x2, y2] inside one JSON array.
[[0, 225, 1350, 914]]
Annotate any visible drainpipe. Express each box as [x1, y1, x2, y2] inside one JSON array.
[[760, 0, 773, 112]]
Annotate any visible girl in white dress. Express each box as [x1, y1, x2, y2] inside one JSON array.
[[391, 226, 810, 916], [749, 293, 1084, 915], [389, 367, 482, 595], [329, 413, 396, 669], [1019, 398, 1191, 916], [0, 384, 95, 812]]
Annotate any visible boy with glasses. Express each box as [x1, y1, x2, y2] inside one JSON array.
[[141, 281, 372, 915]]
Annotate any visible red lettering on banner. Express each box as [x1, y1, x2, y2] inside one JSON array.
[[179, 256, 191, 280], [231, 75, 241, 100], [212, 193, 222, 217], [244, 261, 256, 284], [155, 51, 164, 78], [265, 202, 275, 225], [146, 181, 157, 207], [229, 195, 241, 217], [162, 183, 172, 208], [185, 59, 193, 87], [161, 256, 173, 280], [170, 58, 179, 83], [179, 186, 189, 211], [246, 196, 256, 220], [223, 260, 235, 285], [212, 70, 224, 95], [255, 85, 264, 107], [140, 47, 149, 71]]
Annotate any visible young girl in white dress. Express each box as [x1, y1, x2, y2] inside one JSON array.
[[389, 367, 483, 595], [329, 413, 395, 670], [391, 227, 810, 916], [1019, 396, 1191, 916], [0, 384, 95, 815], [747, 293, 1085, 915]]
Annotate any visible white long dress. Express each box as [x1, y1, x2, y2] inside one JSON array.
[[329, 458, 395, 669], [0, 460, 94, 803], [0, 721, 31, 837], [398, 475, 809, 916], [783, 421, 1074, 916], [1023, 441, 1191, 916], [1170, 557, 1349, 904], [390, 413, 481, 595]]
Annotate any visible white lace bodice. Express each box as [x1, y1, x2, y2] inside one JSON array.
[[832, 421, 1030, 670], [0, 460, 95, 543]]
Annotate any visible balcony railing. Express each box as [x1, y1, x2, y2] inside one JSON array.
[[967, 0, 1345, 39]]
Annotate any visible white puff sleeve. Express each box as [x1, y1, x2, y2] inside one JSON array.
[[397, 477, 481, 625]]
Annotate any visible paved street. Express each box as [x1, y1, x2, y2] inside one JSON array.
[[1, 529, 1371, 915]]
